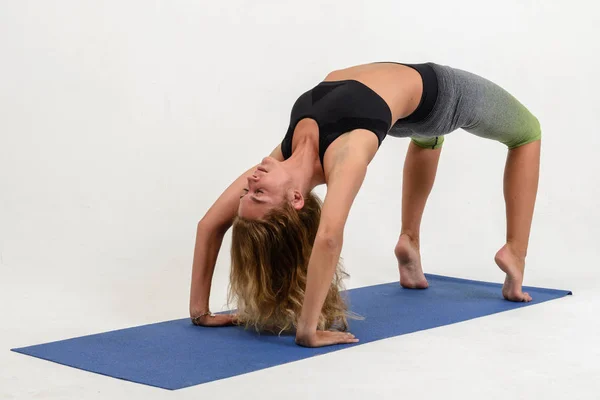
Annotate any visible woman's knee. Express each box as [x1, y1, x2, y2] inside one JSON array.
[[411, 135, 445, 150], [505, 117, 542, 149]]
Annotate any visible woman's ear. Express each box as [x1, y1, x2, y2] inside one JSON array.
[[290, 190, 305, 210]]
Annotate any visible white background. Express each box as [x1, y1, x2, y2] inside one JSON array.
[[1, 1, 599, 399]]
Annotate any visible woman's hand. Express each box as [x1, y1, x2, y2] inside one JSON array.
[[191, 313, 237, 327], [295, 330, 359, 348]]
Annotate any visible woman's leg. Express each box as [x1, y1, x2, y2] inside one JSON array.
[[444, 64, 542, 301], [495, 139, 540, 302], [395, 139, 443, 288], [390, 64, 541, 299]]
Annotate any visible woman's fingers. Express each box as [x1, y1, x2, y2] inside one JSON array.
[[313, 331, 359, 347], [192, 314, 237, 327]]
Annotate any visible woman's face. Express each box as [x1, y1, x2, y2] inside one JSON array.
[[237, 157, 293, 220]]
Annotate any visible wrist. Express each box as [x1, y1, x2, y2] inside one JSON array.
[[191, 310, 215, 326], [295, 328, 318, 347], [296, 320, 317, 336], [190, 304, 211, 317]]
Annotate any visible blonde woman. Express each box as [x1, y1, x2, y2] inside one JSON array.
[[189, 62, 541, 348]]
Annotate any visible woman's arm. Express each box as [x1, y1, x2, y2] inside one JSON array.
[[189, 145, 284, 325], [189, 222, 232, 326], [295, 150, 370, 346]]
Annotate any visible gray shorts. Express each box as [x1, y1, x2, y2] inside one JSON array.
[[388, 63, 541, 149]]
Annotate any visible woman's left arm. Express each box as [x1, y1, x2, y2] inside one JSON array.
[[295, 155, 369, 348]]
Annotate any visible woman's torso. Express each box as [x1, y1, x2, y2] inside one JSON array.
[[281, 63, 426, 176], [323, 63, 424, 122]]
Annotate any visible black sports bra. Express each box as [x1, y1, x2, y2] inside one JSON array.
[[280, 63, 438, 170]]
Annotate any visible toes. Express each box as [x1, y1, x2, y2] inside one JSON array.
[[518, 293, 532, 302], [503, 289, 533, 302], [518, 292, 532, 302]]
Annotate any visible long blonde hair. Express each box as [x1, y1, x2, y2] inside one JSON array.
[[229, 192, 350, 334]]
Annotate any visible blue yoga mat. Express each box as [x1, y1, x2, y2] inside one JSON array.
[[11, 274, 571, 390]]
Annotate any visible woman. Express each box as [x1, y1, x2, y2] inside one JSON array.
[[188, 62, 541, 348]]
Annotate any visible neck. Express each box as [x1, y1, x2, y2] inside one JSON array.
[[282, 137, 324, 193]]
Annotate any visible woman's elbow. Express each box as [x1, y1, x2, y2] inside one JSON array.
[[315, 231, 343, 251]]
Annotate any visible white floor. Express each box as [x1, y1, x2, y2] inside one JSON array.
[[2, 249, 599, 400]]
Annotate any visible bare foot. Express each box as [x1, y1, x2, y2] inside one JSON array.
[[495, 244, 532, 302], [395, 234, 429, 289]]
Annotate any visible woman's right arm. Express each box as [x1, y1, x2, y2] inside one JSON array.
[[189, 145, 284, 326]]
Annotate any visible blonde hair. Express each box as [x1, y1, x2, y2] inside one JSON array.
[[229, 192, 350, 334]]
